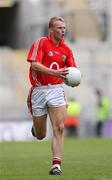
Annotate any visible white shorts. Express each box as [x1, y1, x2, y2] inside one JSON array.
[[27, 84, 67, 116]]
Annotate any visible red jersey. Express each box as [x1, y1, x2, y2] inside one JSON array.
[[27, 34, 77, 86]]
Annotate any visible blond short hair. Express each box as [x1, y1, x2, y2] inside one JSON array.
[[49, 16, 65, 28]]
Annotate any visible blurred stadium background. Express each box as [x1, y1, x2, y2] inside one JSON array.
[[0, 0, 112, 141]]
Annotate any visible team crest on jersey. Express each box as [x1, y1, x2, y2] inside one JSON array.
[[62, 55, 66, 62], [48, 51, 53, 56]]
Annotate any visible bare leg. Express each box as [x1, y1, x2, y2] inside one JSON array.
[[48, 106, 67, 159], [32, 114, 47, 140]]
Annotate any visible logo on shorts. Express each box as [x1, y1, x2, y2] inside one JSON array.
[[48, 51, 53, 56], [62, 54, 66, 62]]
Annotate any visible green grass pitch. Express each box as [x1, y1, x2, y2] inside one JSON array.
[[0, 138, 112, 180]]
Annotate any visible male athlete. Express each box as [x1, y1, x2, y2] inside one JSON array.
[[27, 16, 78, 175]]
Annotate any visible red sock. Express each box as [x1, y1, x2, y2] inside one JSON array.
[[52, 157, 61, 166]]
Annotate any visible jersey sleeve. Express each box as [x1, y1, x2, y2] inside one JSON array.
[[27, 38, 44, 63], [66, 49, 77, 67]]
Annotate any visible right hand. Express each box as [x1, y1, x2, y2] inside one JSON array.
[[52, 67, 69, 79]]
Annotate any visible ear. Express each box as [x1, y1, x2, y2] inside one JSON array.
[[49, 28, 53, 34]]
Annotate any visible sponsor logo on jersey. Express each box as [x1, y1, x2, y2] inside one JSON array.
[[48, 51, 53, 56], [54, 51, 60, 54]]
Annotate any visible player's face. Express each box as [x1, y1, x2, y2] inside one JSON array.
[[51, 20, 66, 41]]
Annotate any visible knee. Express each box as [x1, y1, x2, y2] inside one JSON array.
[[57, 123, 65, 133]]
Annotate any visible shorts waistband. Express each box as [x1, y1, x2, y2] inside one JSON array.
[[34, 84, 63, 89]]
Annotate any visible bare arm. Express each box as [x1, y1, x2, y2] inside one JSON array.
[[31, 61, 68, 78]]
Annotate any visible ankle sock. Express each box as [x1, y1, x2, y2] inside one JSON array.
[[52, 157, 61, 169]]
